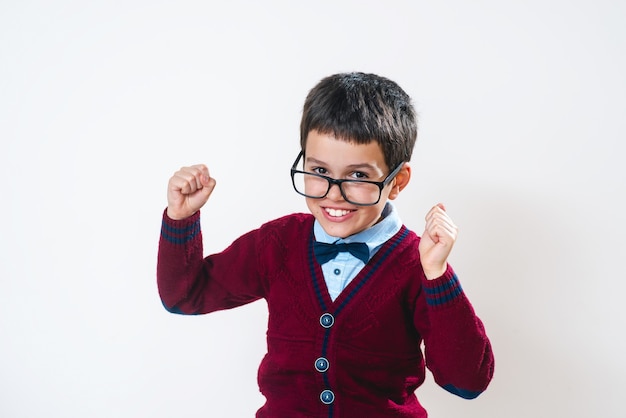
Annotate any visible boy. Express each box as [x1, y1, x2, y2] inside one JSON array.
[[157, 72, 494, 417]]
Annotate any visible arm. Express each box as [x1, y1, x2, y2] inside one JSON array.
[[157, 165, 264, 314], [416, 204, 494, 398], [157, 210, 265, 314]]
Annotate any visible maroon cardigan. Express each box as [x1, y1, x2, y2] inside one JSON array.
[[157, 211, 494, 417]]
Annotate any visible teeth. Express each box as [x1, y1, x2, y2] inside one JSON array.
[[325, 208, 350, 217]]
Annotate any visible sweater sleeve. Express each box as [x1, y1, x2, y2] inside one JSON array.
[[415, 265, 495, 399], [157, 209, 266, 315]]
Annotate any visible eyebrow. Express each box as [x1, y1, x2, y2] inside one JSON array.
[[305, 157, 379, 171]]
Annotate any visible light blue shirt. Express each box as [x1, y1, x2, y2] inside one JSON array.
[[313, 202, 402, 301]]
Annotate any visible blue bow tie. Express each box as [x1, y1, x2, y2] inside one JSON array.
[[313, 241, 370, 265]]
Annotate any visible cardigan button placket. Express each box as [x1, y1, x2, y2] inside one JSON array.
[[318, 313, 336, 407]]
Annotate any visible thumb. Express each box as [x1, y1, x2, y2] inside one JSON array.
[[185, 174, 216, 216], [186, 168, 216, 213], [197, 169, 216, 198], [200, 174, 216, 197]]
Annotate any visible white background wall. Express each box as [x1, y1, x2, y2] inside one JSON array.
[[1, 1, 624, 417]]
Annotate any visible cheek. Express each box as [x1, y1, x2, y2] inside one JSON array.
[[361, 204, 387, 226], [305, 198, 320, 214]]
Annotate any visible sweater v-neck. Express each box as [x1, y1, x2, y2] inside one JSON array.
[[307, 225, 410, 313]]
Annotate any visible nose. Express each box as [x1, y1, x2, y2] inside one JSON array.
[[326, 182, 345, 201]]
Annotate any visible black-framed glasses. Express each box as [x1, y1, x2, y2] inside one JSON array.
[[290, 151, 404, 206]]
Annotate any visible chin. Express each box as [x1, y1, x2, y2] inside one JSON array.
[[321, 222, 362, 239]]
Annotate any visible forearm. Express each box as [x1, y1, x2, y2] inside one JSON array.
[[157, 209, 267, 314], [421, 269, 495, 398], [157, 209, 206, 314]]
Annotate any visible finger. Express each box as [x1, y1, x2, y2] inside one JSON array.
[[168, 174, 193, 196], [188, 164, 211, 190], [425, 205, 458, 233], [427, 213, 457, 233], [181, 165, 216, 203], [428, 223, 457, 244], [426, 218, 458, 241], [198, 166, 214, 188], [200, 175, 217, 197], [173, 165, 209, 194], [425, 207, 456, 228], [172, 174, 198, 195], [424, 206, 441, 224], [425, 203, 448, 221], [181, 165, 207, 192], [424, 214, 458, 242]]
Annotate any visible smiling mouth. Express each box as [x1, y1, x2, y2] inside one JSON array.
[[324, 208, 353, 217]]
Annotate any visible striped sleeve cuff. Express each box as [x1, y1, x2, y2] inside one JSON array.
[[160, 209, 201, 245], [423, 268, 463, 307]]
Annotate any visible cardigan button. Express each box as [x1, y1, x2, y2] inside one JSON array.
[[320, 389, 335, 405], [315, 357, 329, 372], [320, 313, 334, 328]]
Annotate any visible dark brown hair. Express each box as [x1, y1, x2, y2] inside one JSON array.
[[300, 72, 417, 169]]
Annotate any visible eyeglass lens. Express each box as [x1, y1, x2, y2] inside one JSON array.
[[292, 172, 381, 205]]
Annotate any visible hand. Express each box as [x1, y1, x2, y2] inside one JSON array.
[[166, 164, 216, 220], [418, 203, 458, 280]]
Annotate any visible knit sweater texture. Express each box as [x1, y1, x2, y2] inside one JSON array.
[[157, 211, 494, 417]]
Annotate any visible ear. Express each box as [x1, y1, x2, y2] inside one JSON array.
[[388, 163, 411, 200]]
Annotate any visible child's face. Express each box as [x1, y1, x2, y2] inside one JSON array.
[[303, 130, 409, 238]]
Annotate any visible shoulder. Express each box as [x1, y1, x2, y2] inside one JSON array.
[[396, 225, 420, 249], [260, 212, 315, 232], [388, 225, 423, 273], [251, 213, 315, 247], [252, 214, 313, 270]]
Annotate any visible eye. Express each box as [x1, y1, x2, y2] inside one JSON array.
[[350, 171, 369, 180], [310, 166, 328, 175]]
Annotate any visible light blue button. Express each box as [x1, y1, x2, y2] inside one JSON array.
[[315, 357, 329, 372], [320, 389, 335, 404], [333, 268, 341, 275], [320, 313, 334, 328]]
